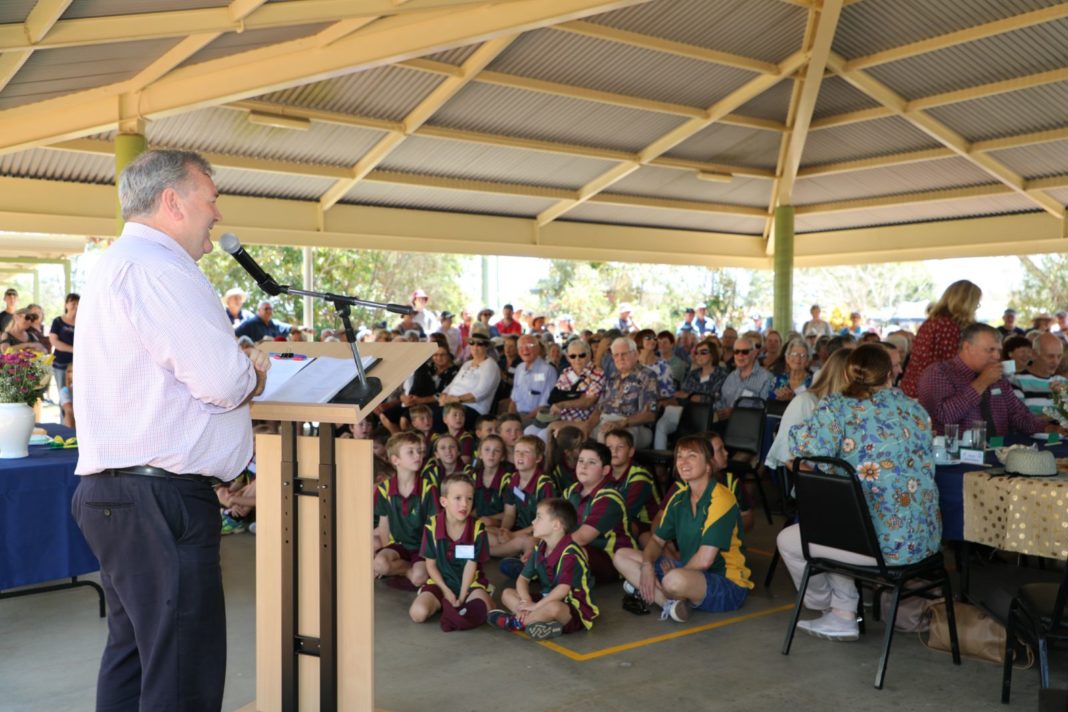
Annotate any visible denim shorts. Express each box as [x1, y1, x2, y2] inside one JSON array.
[[655, 556, 747, 612]]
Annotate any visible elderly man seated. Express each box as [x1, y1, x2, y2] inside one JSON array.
[[917, 323, 1062, 437], [584, 337, 658, 448], [714, 336, 773, 422], [506, 334, 557, 427], [234, 301, 292, 342], [1011, 331, 1066, 415]]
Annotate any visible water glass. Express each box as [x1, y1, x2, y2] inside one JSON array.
[[970, 420, 988, 451], [944, 424, 960, 456]]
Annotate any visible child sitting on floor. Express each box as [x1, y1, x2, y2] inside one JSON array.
[[563, 440, 635, 584], [497, 413, 523, 463], [373, 432, 439, 590], [471, 434, 516, 526], [547, 425, 583, 491], [488, 435, 557, 559], [422, 433, 466, 487], [409, 474, 495, 631], [489, 498, 598, 640], [438, 402, 476, 465]]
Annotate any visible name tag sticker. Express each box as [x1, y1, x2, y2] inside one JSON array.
[[533, 373, 546, 382], [512, 486, 527, 502], [959, 448, 985, 465], [741, 389, 756, 397], [991, 388, 1002, 396], [454, 544, 475, 560]]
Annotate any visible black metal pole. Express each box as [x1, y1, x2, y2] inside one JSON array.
[[280, 422, 299, 711], [318, 424, 338, 710]]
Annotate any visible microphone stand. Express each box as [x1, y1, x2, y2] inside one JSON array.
[[274, 282, 411, 407]]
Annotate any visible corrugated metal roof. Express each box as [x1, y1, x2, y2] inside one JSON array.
[[212, 167, 335, 202], [800, 116, 940, 166], [148, 106, 388, 166], [0, 147, 113, 184], [427, 82, 689, 154], [925, 81, 1068, 142], [793, 158, 995, 205], [833, 0, 1061, 59], [422, 44, 481, 66], [1045, 187, 1068, 205], [734, 79, 792, 123], [989, 140, 1068, 179], [0, 38, 181, 110], [488, 28, 757, 109], [62, 0, 227, 20], [610, 166, 772, 208], [0, 0, 34, 24], [796, 194, 1038, 233], [587, 0, 807, 64], [342, 182, 556, 218], [177, 22, 332, 69], [259, 65, 443, 122], [811, 76, 880, 119], [564, 201, 765, 235], [378, 136, 618, 190], [866, 18, 1068, 99], [664, 123, 782, 169]]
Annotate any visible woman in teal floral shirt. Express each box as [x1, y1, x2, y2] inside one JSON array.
[[778, 344, 941, 642]]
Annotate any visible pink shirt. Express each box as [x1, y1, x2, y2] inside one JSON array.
[[74, 223, 258, 480]]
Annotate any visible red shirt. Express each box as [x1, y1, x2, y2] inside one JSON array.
[[901, 316, 961, 398], [495, 319, 522, 335]]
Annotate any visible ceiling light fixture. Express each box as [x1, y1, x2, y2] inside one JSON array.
[[695, 171, 733, 183], [247, 111, 311, 131]]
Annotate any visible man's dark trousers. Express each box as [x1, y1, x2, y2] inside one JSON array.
[[73, 473, 226, 712]]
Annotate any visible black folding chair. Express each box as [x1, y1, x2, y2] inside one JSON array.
[[636, 398, 715, 469], [722, 398, 771, 524], [782, 456, 960, 689], [1002, 558, 1068, 704], [763, 463, 797, 588]]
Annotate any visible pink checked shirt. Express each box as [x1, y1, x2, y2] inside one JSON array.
[[74, 223, 258, 480]]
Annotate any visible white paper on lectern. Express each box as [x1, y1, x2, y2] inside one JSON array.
[[255, 357, 315, 402], [257, 355, 378, 403]]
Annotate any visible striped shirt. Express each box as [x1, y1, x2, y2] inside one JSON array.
[[563, 479, 635, 557], [520, 534, 599, 630]]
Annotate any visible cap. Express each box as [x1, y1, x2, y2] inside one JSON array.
[[440, 310, 454, 320], [411, 288, 428, 300], [224, 287, 247, 299], [1034, 312, 1053, 321], [684, 307, 695, 314], [678, 324, 695, 333], [619, 303, 633, 314], [694, 303, 707, 310], [1057, 311, 1067, 318]]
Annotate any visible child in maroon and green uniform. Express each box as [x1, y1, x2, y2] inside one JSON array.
[[563, 440, 635, 584], [547, 424, 583, 492], [408, 405, 435, 464], [421, 433, 466, 489], [438, 403, 476, 465], [497, 413, 523, 462], [373, 432, 439, 590], [472, 414, 497, 457], [488, 435, 557, 558], [490, 498, 598, 640], [471, 435, 516, 525], [410, 475, 495, 631], [605, 429, 661, 543]]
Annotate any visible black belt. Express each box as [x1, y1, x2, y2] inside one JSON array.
[[98, 466, 223, 487]]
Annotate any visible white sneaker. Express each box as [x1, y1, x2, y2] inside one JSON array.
[[661, 598, 690, 623], [797, 612, 859, 641], [623, 580, 638, 596], [248, 522, 256, 535]]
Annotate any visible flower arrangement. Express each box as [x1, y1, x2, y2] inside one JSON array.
[[1044, 379, 1068, 426], [0, 350, 52, 407]]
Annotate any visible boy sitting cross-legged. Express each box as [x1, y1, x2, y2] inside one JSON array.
[[613, 434, 753, 622], [409, 474, 495, 631], [471, 434, 516, 527], [488, 435, 557, 559], [373, 432, 439, 590], [489, 498, 598, 640], [563, 440, 636, 584]]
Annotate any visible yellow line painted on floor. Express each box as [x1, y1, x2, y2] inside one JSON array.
[[535, 603, 795, 661]]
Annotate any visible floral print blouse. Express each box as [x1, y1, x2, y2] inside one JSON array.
[[788, 388, 942, 565]]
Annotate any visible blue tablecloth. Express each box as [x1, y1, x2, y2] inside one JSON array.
[[0, 423, 98, 590], [934, 435, 1068, 542]]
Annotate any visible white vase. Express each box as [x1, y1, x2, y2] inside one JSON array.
[[0, 402, 35, 458]]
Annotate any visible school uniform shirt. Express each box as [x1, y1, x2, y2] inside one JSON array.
[[503, 469, 557, 529], [551, 462, 576, 492], [373, 474, 439, 551], [431, 429, 476, 462], [563, 479, 635, 557], [471, 462, 517, 518], [656, 481, 754, 590], [610, 461, 660, 526], [420, 514, 490, 597], [511, 357, 557, 412], [520, 534, 599, 630], [420, 459, 466, 490]]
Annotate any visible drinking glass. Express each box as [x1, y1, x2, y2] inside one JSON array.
[[944, 424, 960, 457], [970, 420, 987, 451]]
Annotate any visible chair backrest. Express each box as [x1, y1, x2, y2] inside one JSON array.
[[765, 399, 789, 418], [792, 456, 888, 573], [723, 402, 765, 454], [1054, 562, 1068, 631], [677, 400, 714, 441]]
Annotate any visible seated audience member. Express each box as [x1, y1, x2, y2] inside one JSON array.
[[507, 334, 557, 426], [409, 474, 494, 631], [472, 435, 516, 524], [655, 338, 726, 449], [900, 280, 981, 398], [693, 303, 715, 336], [998, 308, 1025, 337], [489, 497, 598, 640], [404, 404, 435, 456], [768, 338, 812, 402], [614, 434, 753, 622], [761, 329, 783, 372], [547, 425, 583, 492], [0, 308, 48, 352], [562, 440, 635, 584], [497, 413, 523, 462], [719, 327, 738, 368], [636, 329, 676, 400], [222, 287, 250, 327], [439, 333, 501, 430], [383, 341, 458, 431], [472, 414, 497, 452], [714, 336, 773, 422], [802, 304, 833, 338], [421, 434, 467, 488], [1011, 332, 1066, 414], [605, 428, 659, 541], [525, 338, 606, 444], [784, 344, 941, 642], [373, 432, 439, 590], [489, 436, 557, 559], [586, 337, 658, 448], [658, 330, 689, 384], [25, 304, 51, 352], [436, 311, 462, 357], [1003, 334, 1035, 376], [917, 323, 1060, 437], [235, 301, 292, 342], [437, 402, 475, 464]]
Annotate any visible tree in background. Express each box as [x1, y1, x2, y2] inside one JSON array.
[[795, 263, 935, 332], [1013, 254, 1068, 318]]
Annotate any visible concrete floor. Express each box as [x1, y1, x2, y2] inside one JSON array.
[[0, 508, 1053, 712]]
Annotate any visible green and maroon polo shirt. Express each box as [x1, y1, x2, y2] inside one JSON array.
[[373, 472, 438, 552], [563, 478, 635, 557], [503, 468, 557, 529], [472, 461, 517, 518], [420, 514, 490, 596], [520, 534, 598, 630]]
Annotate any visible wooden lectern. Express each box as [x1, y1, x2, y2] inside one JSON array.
[[245, 341, 434, 712]]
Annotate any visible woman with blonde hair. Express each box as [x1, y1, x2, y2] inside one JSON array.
[[899, 279, 981, 398]]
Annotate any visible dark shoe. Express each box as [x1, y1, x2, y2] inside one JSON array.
[[622, 592, 651, 616], [488, 609, 523, 631]]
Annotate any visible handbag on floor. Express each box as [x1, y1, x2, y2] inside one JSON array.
[[922, 601, 1033, 668]]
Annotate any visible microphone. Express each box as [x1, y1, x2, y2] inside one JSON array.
[[219, 233, 282, 296]]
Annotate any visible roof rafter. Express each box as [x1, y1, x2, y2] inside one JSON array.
[[843, 2, 1068, 72], [828, 52, 1065, 219], [535, 50, 808, 226], [795, 177, 1068, 215], [0, 0, 71, 94]]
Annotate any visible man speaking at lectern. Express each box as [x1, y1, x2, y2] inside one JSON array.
[[72, 149, 269, 711]]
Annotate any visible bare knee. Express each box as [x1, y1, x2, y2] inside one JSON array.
[[661, 569, 686, 597], [372, 553, 391, 577], [409, 605, 430, 623], [409, 563, 428, 586]]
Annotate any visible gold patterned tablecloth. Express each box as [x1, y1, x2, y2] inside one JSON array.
[[963, 467, 1068, 559]]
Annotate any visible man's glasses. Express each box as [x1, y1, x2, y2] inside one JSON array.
[[567, 352, 588, 359], [734, 348, 753, 355]]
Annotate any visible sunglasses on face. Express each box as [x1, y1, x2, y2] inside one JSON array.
[[567, 352, 588, 359], [734, 348, 753, 355], [22, 314, 39, 322]]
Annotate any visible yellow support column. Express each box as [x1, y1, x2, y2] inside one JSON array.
[[114, 132, 147, 235], [773, 205, 795, 333]]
